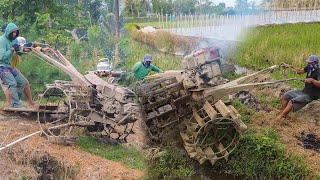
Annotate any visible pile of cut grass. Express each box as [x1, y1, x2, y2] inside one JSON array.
[[131, 29, 196, 55]]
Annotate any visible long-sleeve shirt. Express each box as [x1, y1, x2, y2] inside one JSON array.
[[132, 61, 162, 81], [0, 23, 19, 67]]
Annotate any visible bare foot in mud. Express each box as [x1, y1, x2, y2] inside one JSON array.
[[280, 118, 291, 126], [26, 102, 38, 109], [273, 115, 290, 126], [2, 104, 10, 110]]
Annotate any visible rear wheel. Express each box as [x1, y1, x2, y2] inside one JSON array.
[[181, 100, 246, 165], [38, 84, 91, 143]]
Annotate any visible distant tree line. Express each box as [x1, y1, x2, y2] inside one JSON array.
[[123, 0, 261, 17]]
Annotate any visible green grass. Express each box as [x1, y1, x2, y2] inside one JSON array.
[[212, 101, 311, 179], [256, 94, 281, 109], [270, 69, 305, 89], [77, 136, 146, 170], [146, 146, 194, 180], [232, 99, 255, 124], [233, 23, 320, 70], [222, 72, 242, 81], [215, 129, 310, 180], [118, 36, 183, 71]]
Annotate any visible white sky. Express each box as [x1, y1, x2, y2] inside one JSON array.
[[210, 0, 263, 7]]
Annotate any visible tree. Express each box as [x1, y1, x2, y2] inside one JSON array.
[[151, 0, 173, 15], [115, 0, 120, 37], [124, 0, 135, 16], [218, 2, 226, 9], [173, 0, 196, 15], [235, 0, 249, 14]]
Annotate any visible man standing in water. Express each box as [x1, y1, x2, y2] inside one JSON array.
[[280, 55, 320, 118]]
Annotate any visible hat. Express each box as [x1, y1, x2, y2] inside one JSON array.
[[306, 55, 319, 63], [17, 37, 26, 46], [144, 54, 152, 62]]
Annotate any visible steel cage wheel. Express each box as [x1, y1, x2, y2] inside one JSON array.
[[37, 87, 73, 138]]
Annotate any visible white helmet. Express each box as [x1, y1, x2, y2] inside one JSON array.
[[17, 37, 26, 46]]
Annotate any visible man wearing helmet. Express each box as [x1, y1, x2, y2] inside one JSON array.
[[280, 55, 320, 118]]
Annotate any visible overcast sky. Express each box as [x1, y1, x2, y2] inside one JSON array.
[[211, 0, 263, 7]]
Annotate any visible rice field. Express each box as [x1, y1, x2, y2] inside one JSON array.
[[233, 22, 320, 70]]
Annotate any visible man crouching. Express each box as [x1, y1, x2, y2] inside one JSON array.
[[280, 55, 320, 118]]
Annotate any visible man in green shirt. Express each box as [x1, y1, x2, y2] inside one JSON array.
[[132, 54, 163, 84]]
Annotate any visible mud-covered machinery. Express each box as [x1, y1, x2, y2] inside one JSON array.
[[28, 47, 138, 143], [181, 46, 227, 89], [95, 58, 125, 83], [137, 47, 299, 165]]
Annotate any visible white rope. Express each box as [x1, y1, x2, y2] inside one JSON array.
[[0, 123, 70, 151], [0, 131, 41, 151]]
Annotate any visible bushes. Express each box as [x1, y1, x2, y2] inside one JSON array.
[[125, 17, 159, 23], [131, 28, 196, 55], [213, 129, 309, 179], [147, 147, 194, 180], [124, 23, 141, 33], [118, 36, 183, 72]]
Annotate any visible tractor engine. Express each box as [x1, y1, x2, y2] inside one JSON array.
[[181, 47, 228, 89]]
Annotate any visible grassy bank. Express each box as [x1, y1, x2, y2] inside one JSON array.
[[118, 36, 183, 71], [77, 136, 146, 170], [227, 22, 320, 179], [117, 25, 313, 178], [232, 22, 320, 90], [211, 100, 310, 179], [233, 23, 320, 70]]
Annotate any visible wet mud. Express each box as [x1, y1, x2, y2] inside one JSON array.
[[233, 90, 271, 112], [296, 132, 320, 152]]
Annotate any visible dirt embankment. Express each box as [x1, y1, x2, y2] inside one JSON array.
[[0, 113, 145, 180], [249, 82, 320, 176], [229, 71, 320, 176], [1, 72, 320, 178]]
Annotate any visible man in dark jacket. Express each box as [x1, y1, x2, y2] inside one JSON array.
[[280, 55, 320, 118]]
